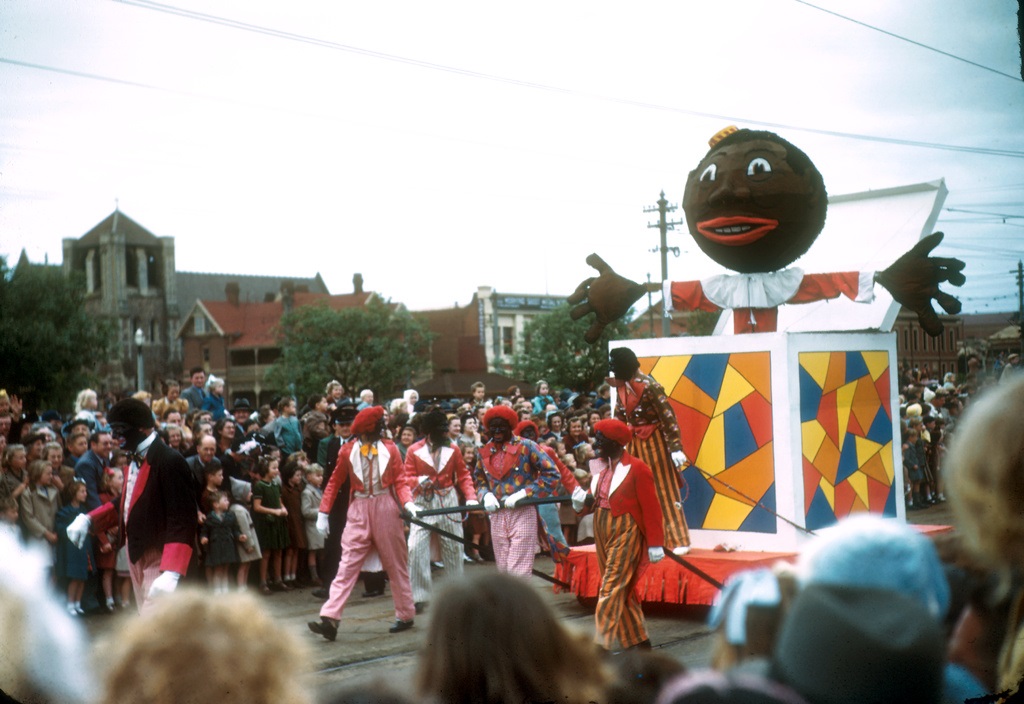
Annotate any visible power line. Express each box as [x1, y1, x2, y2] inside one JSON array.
[[791, 0, 1022, 83], [108, 0, 1024, 160]]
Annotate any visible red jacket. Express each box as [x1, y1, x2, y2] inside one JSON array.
[[589, 452, 664, 548], [404, 439, 477, 501], [320, 438, 411, 513]]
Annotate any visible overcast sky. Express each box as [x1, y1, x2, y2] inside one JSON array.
[[2, 1, 1022, 317]]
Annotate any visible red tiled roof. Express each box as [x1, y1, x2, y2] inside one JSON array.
[[199, 292, 381, 348]]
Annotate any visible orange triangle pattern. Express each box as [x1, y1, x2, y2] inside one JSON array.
[[728, 352, 772, 404], [714, 443, 775, 507], [673, 401, 713, 463], [638, 356, 657, 376], [859, 453, 890, 486], [822, 352, 847, 395], [670, 373, 717, 419], [851, 376, 881, 433], [812, 436, 840, 485]]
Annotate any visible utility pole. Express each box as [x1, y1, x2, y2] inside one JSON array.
[[1017, 260, 1023, 356], [644, 191, 683, 337], [646, 273, 655, 337]]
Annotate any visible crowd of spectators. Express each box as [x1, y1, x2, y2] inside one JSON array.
[[1, 351, 1022, 702]]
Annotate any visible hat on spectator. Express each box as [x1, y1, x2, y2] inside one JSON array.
[[330, 402, 358, 425], [483, 405, 518, 430], [41, 410, 62, 423], [350, 406, 384, 436], [905, 403, 923, 419], [796, 514, 950, 619], [231, 397, 253, 412], [770, 583, 944, 704], [708, 568, 782, 646], [656, 670, 809, 704], [593, 419, 632, 447]]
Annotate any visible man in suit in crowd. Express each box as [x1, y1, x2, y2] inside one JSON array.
[[75, 429, 113, 511], [180, 367, 207, 411]]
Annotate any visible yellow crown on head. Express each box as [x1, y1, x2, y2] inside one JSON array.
[[708, 125, 739, 148]]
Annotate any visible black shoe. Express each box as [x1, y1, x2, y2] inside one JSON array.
[[627, 639, 652, 651], [388, 619, 414, 633], [414, 601, 427, 615], [311, 587, 329, 600], [308, 617, 338, 642], [362, 589, 385, 598]]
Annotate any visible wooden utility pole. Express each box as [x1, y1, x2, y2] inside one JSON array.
[[644, 191, 683, 337]]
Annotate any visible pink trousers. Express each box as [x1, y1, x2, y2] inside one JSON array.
[[320, 493, 415, 623], [490, 506, 538, 578]]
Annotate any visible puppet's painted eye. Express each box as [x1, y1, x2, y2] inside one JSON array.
[[747, 158, 772, 179], [699, 164, 717, 182]]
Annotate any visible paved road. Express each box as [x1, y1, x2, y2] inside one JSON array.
[[82, 501, 954, 699]]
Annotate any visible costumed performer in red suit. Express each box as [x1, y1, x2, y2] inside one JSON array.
[[66, 398, 197, 614], [404, 406, 479, 612], [309, 405, 416, 641], [474, 405, 560, 577], [607, 346, 691, 554], [573, 418, 665, 650], [567, 127, 965, 342]]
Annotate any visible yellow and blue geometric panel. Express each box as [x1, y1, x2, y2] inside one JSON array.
[[639, 352, 776, 533], [799, 350, 895, 530]]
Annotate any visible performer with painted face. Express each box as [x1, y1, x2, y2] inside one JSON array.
[[474, 405, 560, 577], [573, 418, 665, 650], [608, 346, 690, 553], [404, 406, 479, 612], [65, 398, 197, 614], [309, 406, 416, 641]]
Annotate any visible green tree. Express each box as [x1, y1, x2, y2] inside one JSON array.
[[512, 304, 633, 392], [267, 298, 434, 400], [0, 255, 114, 409]]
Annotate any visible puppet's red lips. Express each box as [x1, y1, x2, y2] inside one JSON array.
[[697, 217, 778, 246]]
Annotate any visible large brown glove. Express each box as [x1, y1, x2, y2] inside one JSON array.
[[568, 254, 647, 344], [874, 232, 966, 337]]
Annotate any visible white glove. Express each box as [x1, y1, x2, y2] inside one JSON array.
[[147, 570, 181, 599], [465, 499, 480, 507], [571, 486, 588, 512], [671, 450, 687, 468], [483, 493, 500, 512], [316, 512, 330, 537], [648, 547, 665, 563], [503, 489, 528, 509], [404, 501, 420, 518], [66, 513, 91, 549]]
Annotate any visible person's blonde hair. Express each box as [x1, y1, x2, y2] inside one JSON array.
[[99, 588, 312, 704], [74, 389, 97, 414], [947, 375, 1024, 568], [415, 571, 611, 704]]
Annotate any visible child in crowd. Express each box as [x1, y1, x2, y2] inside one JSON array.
[[459, 442, 487, 563], [202, 462, 225, 515], [55, 479, 92, 616], [902, 428, 925, 510], [280, 459, 307, 587], [0, 496, 19, 539], [301, 464, 324, 587], [201, 490, 244, 594], [19, 459, 60, 563], [229, 477, 261, 591], [253, 456, 290, 594], [95, 467, 124, 612], [41, 441, 67, 491]]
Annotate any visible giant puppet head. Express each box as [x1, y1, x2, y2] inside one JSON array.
[[682, 127, 827, 274], [568, 127, 965, 341]]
